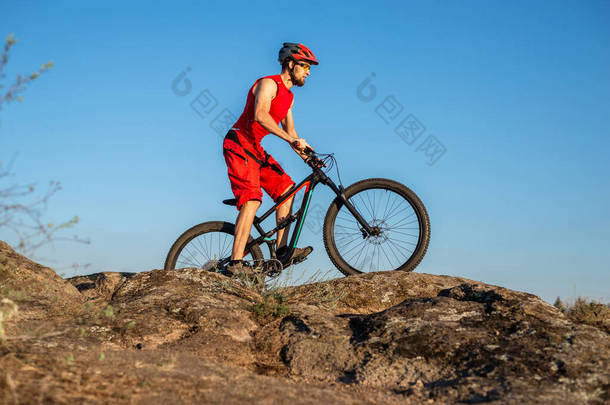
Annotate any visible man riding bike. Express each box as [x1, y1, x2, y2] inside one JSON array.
[[222, 42, 319, 276]]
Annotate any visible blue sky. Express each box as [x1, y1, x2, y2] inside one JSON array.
[[1, 0, 609, 303]]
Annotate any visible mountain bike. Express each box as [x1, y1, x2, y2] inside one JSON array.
[[164, 149, 430, 277]]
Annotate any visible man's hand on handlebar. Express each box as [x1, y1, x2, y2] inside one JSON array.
[[291, 138, 326, 168], [291, 138, 313, 153], [290, 138, 313, 159]]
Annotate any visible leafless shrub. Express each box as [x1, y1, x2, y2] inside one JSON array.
[[0, 158, 89, 258], [1, 34, 89, 262], [1, 33, 53, 112]]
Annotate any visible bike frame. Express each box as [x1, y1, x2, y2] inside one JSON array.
[[243, 162, 375, 261]]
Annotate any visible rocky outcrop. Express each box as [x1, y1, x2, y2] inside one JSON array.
[[0, 240, 608, 404], [0, 240, 83, 320], [69, 272, 134, 301], [263, 282, 609, 403]]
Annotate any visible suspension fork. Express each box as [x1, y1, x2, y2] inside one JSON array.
[[323, 174, 375, 236]]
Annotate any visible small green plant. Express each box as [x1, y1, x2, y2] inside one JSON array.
[[102, 305, 115, 320], [65, 353, 74, 365], [118, 320, 136, 337], [0, 287, 25, 301], [248, 291, 291, 321]]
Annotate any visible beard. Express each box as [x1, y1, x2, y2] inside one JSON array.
[[289, 68, 306, 87]]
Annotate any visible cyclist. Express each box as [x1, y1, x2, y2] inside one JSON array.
[[223, 42, 319, 275]]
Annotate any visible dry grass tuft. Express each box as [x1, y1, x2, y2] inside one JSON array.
[[0, 298, 18, 341]]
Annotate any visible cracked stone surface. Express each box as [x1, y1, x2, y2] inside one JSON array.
[[1, 240, 608, 404]]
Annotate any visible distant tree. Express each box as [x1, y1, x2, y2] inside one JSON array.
[[553, 296, 610, 334], [553, 296, 566, 313], [0, 34, 88, 261]]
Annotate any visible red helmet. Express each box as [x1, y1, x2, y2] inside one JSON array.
[[278, 42, 319, 65]]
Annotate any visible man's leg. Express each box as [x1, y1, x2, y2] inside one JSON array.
[[231, 199, 261, 261], [260, 154, 312, 265], [276, 185, 295, 250], [274, 185, 313, 266]]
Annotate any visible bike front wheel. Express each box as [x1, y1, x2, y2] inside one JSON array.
[[164, 221, 264, 271], [323, 178, 430, 275]]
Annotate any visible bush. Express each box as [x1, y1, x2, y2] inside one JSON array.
[[248, 292, 291, 323], [554, 296, 610, 334]]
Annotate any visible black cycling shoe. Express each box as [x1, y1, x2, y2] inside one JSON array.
[[224, 260, 253, 276], [225, 260, 265, 284], [277, 246, 313, 267]]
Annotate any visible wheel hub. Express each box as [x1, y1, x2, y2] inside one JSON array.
[[361, 219, 389, 245]]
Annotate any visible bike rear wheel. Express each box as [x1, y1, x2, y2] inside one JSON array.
[[323, 178, 430, 275], [164, 221, 264, 271]]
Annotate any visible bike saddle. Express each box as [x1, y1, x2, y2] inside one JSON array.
[[222, 198, 237, 206]]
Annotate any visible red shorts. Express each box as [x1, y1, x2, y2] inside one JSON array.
[[223, 130, 294, 210]]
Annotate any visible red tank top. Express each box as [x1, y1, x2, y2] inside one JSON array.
[[232, 74, 294, 147]]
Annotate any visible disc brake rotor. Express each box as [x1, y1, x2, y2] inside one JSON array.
[[365, 219, 389, 245]]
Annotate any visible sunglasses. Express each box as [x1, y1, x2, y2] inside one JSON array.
[[295, 62, 311, 72]]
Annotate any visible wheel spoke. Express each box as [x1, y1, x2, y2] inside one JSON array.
[[387, 216, 417, 229], [382, 194, 407, 221], [389, 229, 419, 238], [342, 237, 369, 258], [192, 237, 208, 261], [379, 243, 394, 270], [387, 237, 414, 256], [331, 184, 428, 274], [349, 239, 369, 266], [381, 191, 395, 223], [171, 226, 260, 270], [183, 246, 202, 267], [384, 206, 414, 224]]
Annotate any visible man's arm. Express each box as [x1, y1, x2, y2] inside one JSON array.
[[281, 102, 310, 159], [253, 79, 310, 151]]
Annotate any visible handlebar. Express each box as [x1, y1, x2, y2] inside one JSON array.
[[305, 150, 326, 169], [292, 142, 326, 169]]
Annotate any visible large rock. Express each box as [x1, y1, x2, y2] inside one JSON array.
[[69, 271, 135, 301], [105, 269, 261, 368], [261, 281, 610, 403], [0, 240, 83, 320], [1, 244, 608, 404]]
